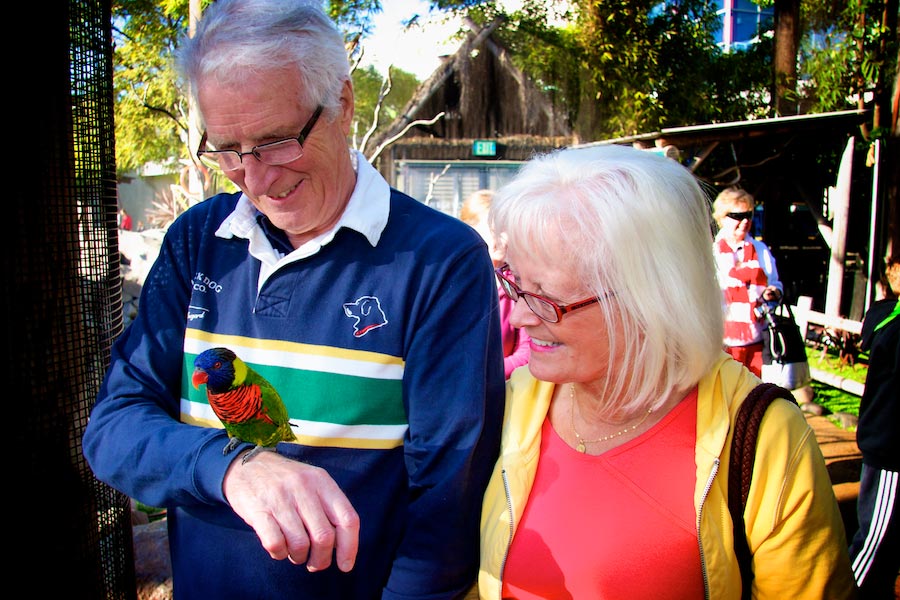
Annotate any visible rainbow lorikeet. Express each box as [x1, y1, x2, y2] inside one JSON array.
[[192, 347, 297, 464]]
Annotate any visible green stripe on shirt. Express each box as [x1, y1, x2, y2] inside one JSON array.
[[181, 330, 407, 447]]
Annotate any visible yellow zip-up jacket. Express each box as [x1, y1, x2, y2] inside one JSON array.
[[478, 353, 856, 599]]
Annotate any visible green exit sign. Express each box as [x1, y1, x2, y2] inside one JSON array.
[[473, 140, 497, 157]]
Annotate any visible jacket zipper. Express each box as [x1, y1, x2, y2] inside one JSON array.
[[697, 457, 719, 600], [499, 468, 514, 594]]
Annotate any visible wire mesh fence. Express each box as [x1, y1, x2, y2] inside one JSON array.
[[11, 0, 136, 597]]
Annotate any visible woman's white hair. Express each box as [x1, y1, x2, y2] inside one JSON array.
[[176, 0, 350, 124], [490, 144, 724, 415]]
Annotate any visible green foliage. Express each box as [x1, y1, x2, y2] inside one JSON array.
[[805, 347, 863, 422], [430, 0, 490, 8], [799, 34, 855, 112], [113, 0, 194, 174], [329, 0, 382, 37], [488, 0, 773, 139], [806, 347, 868, 384], [457, 0, 893, 138], [351, 65, 420, 150], [329, 0, 382, 65], [134, 500, 167, 521], [810, 381, 860, 418], [798, 0, 898, 117], [113, 0, 419, 175], [493, 11, 584, 126], [113, 0, 894, 174], [706, 37, 774, 120]]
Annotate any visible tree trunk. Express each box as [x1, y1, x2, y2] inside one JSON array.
[[773, 0, 801, 116]]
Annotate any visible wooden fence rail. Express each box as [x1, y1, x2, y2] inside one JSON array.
[[791, 297, 864, 396]]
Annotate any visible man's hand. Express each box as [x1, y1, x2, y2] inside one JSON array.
[[222, 450, 360, 572]]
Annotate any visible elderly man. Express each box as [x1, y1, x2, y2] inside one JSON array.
[[83, 1, 504, 598]]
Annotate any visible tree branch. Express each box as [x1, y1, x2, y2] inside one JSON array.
[[366, 111, 446, 163], [359, 67, 394, 155]]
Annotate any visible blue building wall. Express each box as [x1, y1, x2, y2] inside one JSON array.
[[714, 0, 775, 51]]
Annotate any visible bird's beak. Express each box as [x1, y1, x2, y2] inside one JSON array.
[[191, 369, 208, 390]]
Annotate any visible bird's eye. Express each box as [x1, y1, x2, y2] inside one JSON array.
[[213, 361, 221, 369]]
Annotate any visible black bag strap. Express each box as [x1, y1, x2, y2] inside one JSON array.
[[728, 382, 798, 598], [778, 299, 797, 324], [762, 298, 800, 362], [764, 294, 795, 320]]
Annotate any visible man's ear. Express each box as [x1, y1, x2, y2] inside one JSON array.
[[339, 79, 355, 134]]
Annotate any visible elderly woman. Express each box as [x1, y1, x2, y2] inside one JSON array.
[[477, 145, 854, 599], [712, 187, 784, 377]]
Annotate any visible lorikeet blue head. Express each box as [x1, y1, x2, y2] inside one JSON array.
[[192, 347, 238, 394]]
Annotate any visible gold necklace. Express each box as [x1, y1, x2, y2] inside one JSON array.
[[569, 384, 653, 453]]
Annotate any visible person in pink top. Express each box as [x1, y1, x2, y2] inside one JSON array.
[[461, 190, 531, 378]]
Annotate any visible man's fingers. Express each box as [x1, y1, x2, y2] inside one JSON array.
[[331, 504, 360, 572], [244, 511, 293, 561], [314, 477, 360, 572], [302, 520, 336, 571], [297, 476, 360, 572], [277, 511, 312, 565]]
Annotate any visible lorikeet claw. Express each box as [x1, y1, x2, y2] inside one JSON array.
[[241, 445, 276, 465], [223, 437, 243, 455]]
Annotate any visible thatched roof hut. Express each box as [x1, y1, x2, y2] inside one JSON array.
[[369, 18, 574, 200]]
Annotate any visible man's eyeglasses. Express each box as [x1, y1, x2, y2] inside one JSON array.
[[726, 210, 753, 222], [196, 105, 323, 172], [495, 264, 607, 323]]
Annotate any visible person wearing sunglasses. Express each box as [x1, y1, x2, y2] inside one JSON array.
[[712, 187, 784, 378], [476, 145, 853, 598], [82, 1, 505, 598]]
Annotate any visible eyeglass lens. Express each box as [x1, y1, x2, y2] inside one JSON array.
[[497, 271, 559, 322], [727, 211, 753, 221]]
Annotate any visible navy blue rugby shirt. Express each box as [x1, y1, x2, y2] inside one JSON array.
[[84, 153, 505, 599]]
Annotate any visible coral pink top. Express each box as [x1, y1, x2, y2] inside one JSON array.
[[502, 390, 703, 599]]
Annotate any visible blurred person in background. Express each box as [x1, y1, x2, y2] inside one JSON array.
[[461, 189, 531, 378], [849, 257, 899, 598], [712, 187, 783, 378]]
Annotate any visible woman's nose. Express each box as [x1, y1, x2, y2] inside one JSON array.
[[509, 294, 540, 329]]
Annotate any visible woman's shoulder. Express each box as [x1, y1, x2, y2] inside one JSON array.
[[506, 371, 553, 415]]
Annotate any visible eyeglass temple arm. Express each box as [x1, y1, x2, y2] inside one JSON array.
[[196, 131, 209, 159]]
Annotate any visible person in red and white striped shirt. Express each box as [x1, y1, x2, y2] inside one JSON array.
[[712, 187, 783, 377]]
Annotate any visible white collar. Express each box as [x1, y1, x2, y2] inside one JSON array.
[[214, 149, 390, 260]]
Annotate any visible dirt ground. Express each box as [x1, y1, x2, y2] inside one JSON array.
[[805, 414, 862, 538]]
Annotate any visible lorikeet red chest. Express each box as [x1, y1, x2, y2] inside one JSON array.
[[207, 384, 276, 426]]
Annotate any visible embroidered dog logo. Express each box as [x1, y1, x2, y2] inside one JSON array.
[[343, 296, 388, 337]]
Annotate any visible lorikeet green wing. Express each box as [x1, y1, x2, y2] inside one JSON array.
[[192, 347, 297, 463]]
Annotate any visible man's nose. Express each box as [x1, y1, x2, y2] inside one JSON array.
[[238, 155, 276, 197]]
